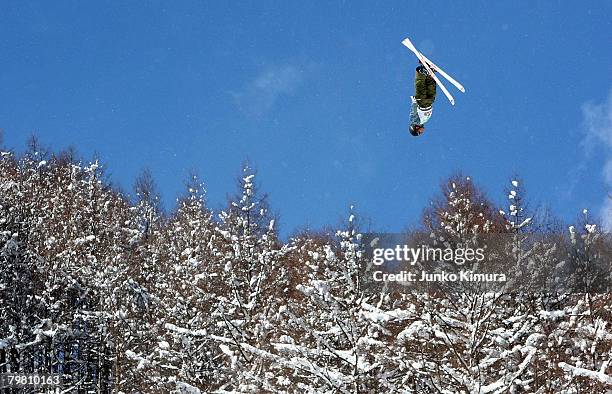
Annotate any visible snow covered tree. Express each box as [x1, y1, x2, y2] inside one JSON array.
[[133, 168, 163, 239], [424, 174, 506, 238], [565, 210, 611, 293], [1, 144, 610, 393], [153, 174, 221, 391], [0, 150, 130, 391], [0, 151, 45, 379], [208, 164, 286, 391], [252, 208, 406, 392]]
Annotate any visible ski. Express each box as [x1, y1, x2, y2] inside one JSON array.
[[416, 51, 465, 93], [402, 38, 455, 105], [401, 38, 465, 105]]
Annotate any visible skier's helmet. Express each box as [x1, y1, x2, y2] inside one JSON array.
[[410, 124, 425, 136]]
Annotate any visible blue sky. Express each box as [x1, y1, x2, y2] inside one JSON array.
[[1, 1, 611, 235]]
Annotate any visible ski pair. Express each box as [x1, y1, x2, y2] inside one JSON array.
[[402, 37, 465, 106]]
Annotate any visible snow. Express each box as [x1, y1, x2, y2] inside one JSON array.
[[559, 362, 612, 385], [397, 320, 428, 341], [125, 350, 150, 370], [0, 336, 13, 349], [74, 235, 96, 245], [175, 381, 203, 394], [219, 344, 234, 357], [165, 323, 207, 337], [525, 333, 544, 346], [361, 302, 414, 323], [479, 380, 505, 394], [538, 310, 565, 320]]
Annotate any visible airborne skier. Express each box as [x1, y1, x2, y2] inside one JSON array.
[[409, 62, 437, 136], [402, 37, 466, 137]]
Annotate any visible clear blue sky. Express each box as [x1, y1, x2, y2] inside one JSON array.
[[2, 1, 611, 235]]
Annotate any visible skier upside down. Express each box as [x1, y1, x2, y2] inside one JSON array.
[[402, 37, 466, 137], [409, 63, 437, 137]]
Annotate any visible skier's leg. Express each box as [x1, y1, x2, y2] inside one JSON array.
[[415, 69, 434, 108], [426, 76, 437, 106]]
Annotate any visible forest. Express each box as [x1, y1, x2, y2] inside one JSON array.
[[0, 138, 611, 393]]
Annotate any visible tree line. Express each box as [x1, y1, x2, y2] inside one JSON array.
[[0, 140, 610, 393]]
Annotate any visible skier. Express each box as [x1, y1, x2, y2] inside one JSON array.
[[409, 62, 437, 137]]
